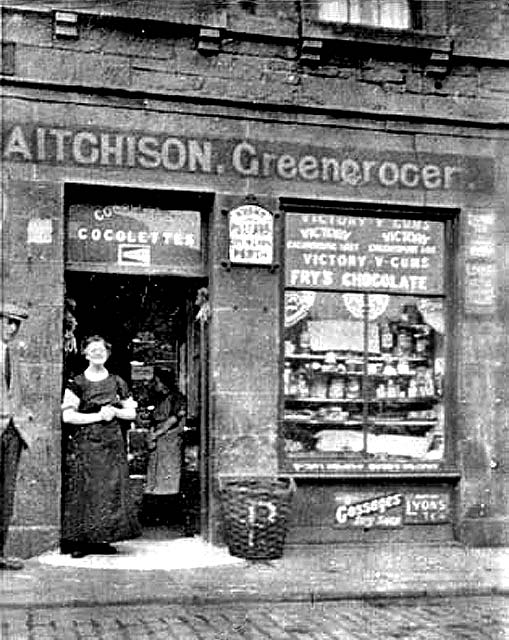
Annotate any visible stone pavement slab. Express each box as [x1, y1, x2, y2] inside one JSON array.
[[0, 541, 508, 609]]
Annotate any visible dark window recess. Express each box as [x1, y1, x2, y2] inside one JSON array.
[[2, 42, 15, 76]]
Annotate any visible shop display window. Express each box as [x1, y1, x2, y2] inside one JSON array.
[[281, 212, 448, 472]]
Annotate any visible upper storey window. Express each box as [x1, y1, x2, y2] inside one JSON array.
[[319, 0, 412, 30]]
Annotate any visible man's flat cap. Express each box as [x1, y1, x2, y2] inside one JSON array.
[[0, 302, 29, 321]]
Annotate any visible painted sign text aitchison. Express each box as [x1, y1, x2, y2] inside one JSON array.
[[2, 124, 493, 192]]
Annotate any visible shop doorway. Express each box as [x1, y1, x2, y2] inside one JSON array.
[[63, 271, 209, 540]]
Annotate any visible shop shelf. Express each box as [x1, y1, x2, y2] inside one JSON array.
[[283, 418, 364, 428]]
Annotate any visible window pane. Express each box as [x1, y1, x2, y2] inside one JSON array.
[[283, 291, 367, 461], [318, 0, 348, 22], [365, 296, 444, 461], [281, 290, 445, 466], [380, 0, 411, 28], [350, 0, 362, 24], [319, 0, 411, 29]]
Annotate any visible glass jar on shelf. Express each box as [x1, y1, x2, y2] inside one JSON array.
[[346, 377, 361, 399], [396, 326, 414, 357], [328, 376, 345, 400], [310, 374, 328, 399], [299, 325, 311, 353], [296, 367, 311, 398], [284, 362, 292, 396], [386, 379, 399, 399], [414, 326, 433, 358], [378, 319, 395, 354]]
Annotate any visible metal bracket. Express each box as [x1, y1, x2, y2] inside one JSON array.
[[53, 11, 79, 39], [425, 49, 452, 81], [197, 27, 222, 55], [220, 259, 232, 271], [300, 39, 323, 66]]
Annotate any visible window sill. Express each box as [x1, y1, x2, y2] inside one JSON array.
[[279, 466, 461, 481], [301, 21, 452, 72]]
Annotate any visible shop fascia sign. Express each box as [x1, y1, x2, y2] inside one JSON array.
[[2, 123, 493, 193]]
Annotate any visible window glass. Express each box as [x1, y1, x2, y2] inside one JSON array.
[[281, 213, 447, 472], [318, 0, 411, 30]]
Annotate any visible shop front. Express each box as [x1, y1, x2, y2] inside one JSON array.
[[280, 204, 458, 543], [1, 100, 505, 554]]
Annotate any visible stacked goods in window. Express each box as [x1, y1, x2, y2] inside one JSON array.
[[378, 318, 396, 354]]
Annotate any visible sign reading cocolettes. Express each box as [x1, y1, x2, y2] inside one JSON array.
[[66, 203, 201, 270], [285, 213, 444, 295]]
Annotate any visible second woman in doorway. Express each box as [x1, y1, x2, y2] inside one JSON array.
[[144, 367, 186, 501]]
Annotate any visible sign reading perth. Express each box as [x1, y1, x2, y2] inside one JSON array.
[[2, 123, 493, 192]]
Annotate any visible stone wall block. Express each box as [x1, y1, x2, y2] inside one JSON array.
[[479, 67, 509, 99], [17, 45, 79, 85], [13, 429, 61, 526], [3, 10, 52, 46], [452, 0, 509, 58], [213, 393, 278, 475], [361, 63, 406, 86]]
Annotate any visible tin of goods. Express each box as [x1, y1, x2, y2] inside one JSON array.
[[328, 377, 345, 399], [379, 320, 395, 354], [385, 379, 400, 398], [284, 340, 295, 356], [299, 329, 311, 353], [397, 359, 410, 375], [297, 373, 310, 398], [396, 328, 413, 356], [414, 327, 432, 356], [346, 377, 361, 399], [345, 358, 362, 373], [310, 378, 328, 399], [284, 364, 292, 395]]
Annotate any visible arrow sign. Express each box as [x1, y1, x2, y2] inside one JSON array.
[[118, 244, 151, 266]]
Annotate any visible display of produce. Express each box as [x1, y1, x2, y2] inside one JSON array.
[[282, 303, 445, 463]]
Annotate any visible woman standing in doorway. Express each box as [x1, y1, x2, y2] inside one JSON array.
[[144, 367, 186, 511], [61, 335, 141, 558]]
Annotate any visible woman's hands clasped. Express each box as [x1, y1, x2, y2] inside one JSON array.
[[99, 405, 117, 422]]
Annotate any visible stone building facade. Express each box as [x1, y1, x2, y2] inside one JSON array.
[[1, 0, 508, 556]]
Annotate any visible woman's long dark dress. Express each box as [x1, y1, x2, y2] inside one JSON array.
[[62, 374, 141, 547]]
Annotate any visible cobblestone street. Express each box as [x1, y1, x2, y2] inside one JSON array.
[[1, 596, 507, 639]]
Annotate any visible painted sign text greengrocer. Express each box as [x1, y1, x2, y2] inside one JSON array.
[[285, 214, 444, 294], [2, 124, 493, 192]]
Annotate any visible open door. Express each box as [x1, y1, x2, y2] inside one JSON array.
[[63, 272, 209, 540], [186, 287, 210, 539]]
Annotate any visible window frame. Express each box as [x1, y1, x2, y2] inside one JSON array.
[[317, 0, 414, 32], [308, 0, 448, 34], [301, 0, 451, 67], [278, 199, 459, 479]]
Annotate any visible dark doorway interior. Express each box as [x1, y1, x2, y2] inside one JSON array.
[[63, 271, 207, 539]]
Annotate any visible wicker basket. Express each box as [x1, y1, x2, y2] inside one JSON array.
[[219, 477, 296, 560]]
